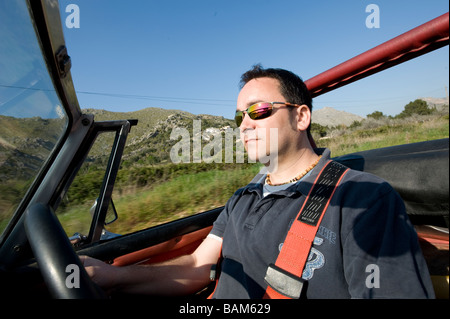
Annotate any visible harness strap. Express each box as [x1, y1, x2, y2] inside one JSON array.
[[264, 160, 349, 299]]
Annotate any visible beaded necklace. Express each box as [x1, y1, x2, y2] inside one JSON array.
[[265, 155, 322, 186]]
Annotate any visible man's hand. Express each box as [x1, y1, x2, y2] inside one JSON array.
[[80, 255, 120, 291], [78, 236, 222, 296]]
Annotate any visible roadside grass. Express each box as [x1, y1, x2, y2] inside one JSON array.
[[108, 165, 261, 234], [318, 115, 449, 157], [58, 203, 94, 237], [60, 165, 261, 236]]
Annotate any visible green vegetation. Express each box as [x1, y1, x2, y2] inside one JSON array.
[[317, 114, 449, 157], [0, 115, 67, 233], [397, 99, 434, 118], [1, 100, 449, 237], [311, 99, 449, 156], [108, 165, 261, 234], [100, 109, 450, 236], [57, 164, 261, 235]]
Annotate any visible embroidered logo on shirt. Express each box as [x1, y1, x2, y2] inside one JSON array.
[[317, 226, 336, 244], [278, 236, 325, 281], [302, 237, 325, 280]]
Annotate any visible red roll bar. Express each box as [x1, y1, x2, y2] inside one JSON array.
[[306, 13, 449, 98]]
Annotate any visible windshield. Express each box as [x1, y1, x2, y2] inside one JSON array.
[[0, 0, 69, 235]]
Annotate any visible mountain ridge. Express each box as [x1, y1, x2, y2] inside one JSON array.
[[83, 95, 449, 132], [1, 97, 445, 181], [83, 104, 365, 129]]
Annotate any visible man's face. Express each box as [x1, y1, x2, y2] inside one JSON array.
[[237, 77, 300, 167]]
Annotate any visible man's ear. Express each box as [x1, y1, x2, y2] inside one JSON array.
[[296, 104, 311, 132]]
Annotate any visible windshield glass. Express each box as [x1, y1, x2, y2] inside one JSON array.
[[0, 0, 68, 235]]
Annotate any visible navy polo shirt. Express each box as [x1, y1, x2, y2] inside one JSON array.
[[210, 149, 435, 299]]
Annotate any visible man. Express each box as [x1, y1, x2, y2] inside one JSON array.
[[82, 65, 435, 298]]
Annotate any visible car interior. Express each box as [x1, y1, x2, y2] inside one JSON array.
[[0, 0, 448, 300]]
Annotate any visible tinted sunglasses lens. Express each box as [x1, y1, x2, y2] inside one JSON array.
[[235, 111, 243, 127], [248, 103, 273, 120], [235, 103, 274, 126]]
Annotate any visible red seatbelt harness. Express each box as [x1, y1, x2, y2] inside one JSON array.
[[263, 160, 349, 299]]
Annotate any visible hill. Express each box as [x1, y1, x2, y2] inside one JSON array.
[[419, 97, 449, 112], [85, 105, 367, 165], [312, 107, 364, 127], [1, 98, 445, 182], [83, 107, 236, 166], [0, 115, 66, 181]]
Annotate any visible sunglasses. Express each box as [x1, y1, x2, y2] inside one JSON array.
[[235, 102, 302, 127]]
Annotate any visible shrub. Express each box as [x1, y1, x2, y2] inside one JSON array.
[[367, 111, 385, 120], [310, 122, 328, 137], [396, 99, 434, 118]]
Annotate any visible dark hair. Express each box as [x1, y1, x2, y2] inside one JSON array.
[[239, 64, 313, 112]]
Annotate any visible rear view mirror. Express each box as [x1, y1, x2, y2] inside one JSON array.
[[105, 199, 118, 225], [89, 198, 118, 225]]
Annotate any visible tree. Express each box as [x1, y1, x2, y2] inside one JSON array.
[[397, 99, 433, 118], [367, 111, 385, 120], [310, 123, 328, 137]]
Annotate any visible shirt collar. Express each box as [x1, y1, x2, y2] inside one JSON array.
[[294, 148, 330, 195], [242, 148, 332, 196]]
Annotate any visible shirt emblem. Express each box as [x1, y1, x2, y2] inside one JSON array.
[[278, 236, 325, 281]]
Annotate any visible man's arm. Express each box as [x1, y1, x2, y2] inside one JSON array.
[[81, 235, 222, 296]]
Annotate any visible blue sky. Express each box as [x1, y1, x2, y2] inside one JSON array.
[[59, 0, 449, 119]]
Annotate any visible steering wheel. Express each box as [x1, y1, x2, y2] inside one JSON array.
[[24, 203, 107, 299]]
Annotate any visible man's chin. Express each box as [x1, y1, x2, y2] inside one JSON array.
[[246, 152, 278, 172]]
